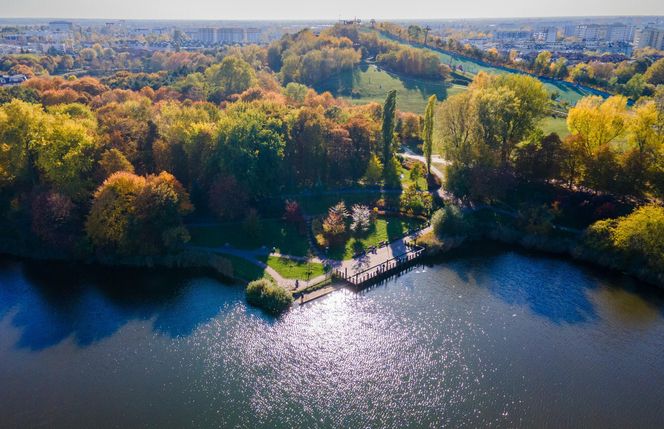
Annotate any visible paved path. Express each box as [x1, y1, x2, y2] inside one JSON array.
[[336, 225, 431, 281], [190, 245, 329, 291]]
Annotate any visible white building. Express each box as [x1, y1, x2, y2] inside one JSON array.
[[246, 28, 262, 44], [195, 27, 216, 44], [634, 27, 664, 50], [217, 28, 245, 44]]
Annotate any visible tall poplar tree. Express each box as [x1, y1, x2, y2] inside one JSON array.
[[382, 90, 397, 164], [422, 95, 436, 174]]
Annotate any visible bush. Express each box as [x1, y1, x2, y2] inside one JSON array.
[[581, 204, 664, 283], [400, 185, 433, 216], [432, 204, 471, 238], [245, 278, 293, 315]]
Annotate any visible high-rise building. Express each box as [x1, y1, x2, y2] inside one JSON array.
[[634, 27, 664, 50], [195, 28, 216, 44], [217, 28, 245, 44], [246, 28, 262, 44], [606, 24, 631, 42], [576, 24, 600, 41]]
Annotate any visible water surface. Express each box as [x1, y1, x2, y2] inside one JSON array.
[[1, 246, 663, 428]]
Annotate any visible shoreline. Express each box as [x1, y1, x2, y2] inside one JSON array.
[[2, 226, 661, 296], [421, 229, 663, 289]]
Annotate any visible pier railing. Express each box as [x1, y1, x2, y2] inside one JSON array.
[[333, 244, 425, 287]]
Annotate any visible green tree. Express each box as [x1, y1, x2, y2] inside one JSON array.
[[422, 95, 436, 174], [645, 58, 664, 85], [0, 100, 48, 188], [35, 117, 96, 198], [205, 56, 257, 101], [363, 153, 383, 185], [382, 90, 397, 168]]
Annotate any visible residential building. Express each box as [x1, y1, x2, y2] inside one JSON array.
[[217, 28, 245, 44], [246, 28, 262, 44], [195, 27, 216, 44], [634, 26, 664, 50]]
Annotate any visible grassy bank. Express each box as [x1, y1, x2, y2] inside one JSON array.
[[315, 63, 465, 113]]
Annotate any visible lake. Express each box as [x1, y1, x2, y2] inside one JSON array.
[[1, 244, 664, 428]]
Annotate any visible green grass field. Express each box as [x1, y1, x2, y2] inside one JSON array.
[[541, 116, 570, 138], [297, 192, 383, 215], [219, 254, 267, 282], [326, 216, 425, 260], [315, 64, 466, 113], [400, 164, 428, 190], [189, 219, 310, 256], [266, 256, 325, 279], [375, 31, 590, 106]]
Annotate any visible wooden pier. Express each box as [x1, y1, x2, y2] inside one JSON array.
[[333, 244, 425, 288]]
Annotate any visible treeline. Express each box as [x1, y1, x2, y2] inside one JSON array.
[[536, 52, 664, 100], [267, 28, 361, 86], [435, 72, 664, 203], [0, 63, 412, 258], [377, 22, 664, 101], [432, 72, 663, 283], [0, 49, 216, 77], [359, 32, 450, 80]]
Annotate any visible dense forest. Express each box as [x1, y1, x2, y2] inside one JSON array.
[[0, 45, 421, 259], [0, 24, 662, 286]]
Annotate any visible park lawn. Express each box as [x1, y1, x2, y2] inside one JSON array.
[[540, 115, 628, 148], [327, 216, 425, 260], [220, 254, 267, 282], [400, 165, 428, 191], [266, 256, 326, 280], [297, 192, 382, 215], [315, 63, 465, 113], [189, 218, 310, 256], [541, 116, 570, 138]]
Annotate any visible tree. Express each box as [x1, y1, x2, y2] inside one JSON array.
[[585, 204, 664, 275], [623, 74, 646, 99], [513, 131, 564, 182], [205, 56, 257, 102], [322, 202, 347, 242], [410, 162, 426, 190], [422, 95, 436, 174], [31, 191, 80, 250], [208, 175, 249, 220], [86, 171, 192, 255], [364, 154, 383, 185], [400, 185, 433, 215], [284, 82, 308, 103], [99, 149, 135, 179], [533, 50, 552, 76], [567, 95, 627, 155], [350, 204, 372, 232], [34, 117, 96, 198], [434, 91, 476, 167], [382, 90, 397, 173], [283, 199, 304, 225], [0, 100, 48, 188], [645, 58, 664, 85]]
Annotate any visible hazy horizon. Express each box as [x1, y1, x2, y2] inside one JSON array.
[[2, 0, 663, 21]]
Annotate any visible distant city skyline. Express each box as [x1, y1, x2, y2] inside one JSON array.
[[2, 0, 663, 21]]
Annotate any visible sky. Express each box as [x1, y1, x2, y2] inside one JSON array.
[[2, 0, 663, 20]]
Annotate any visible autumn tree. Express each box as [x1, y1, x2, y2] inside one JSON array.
[[86, 171, 192, 255]]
